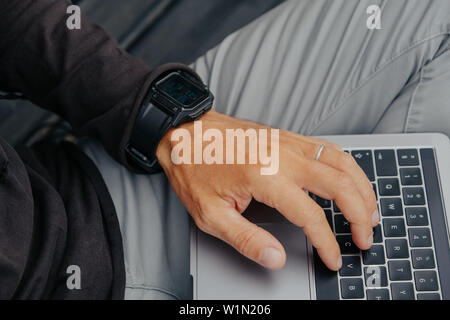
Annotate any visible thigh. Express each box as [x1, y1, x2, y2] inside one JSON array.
[[374, 40, 450, 136], [81, 139, 191, 300], [192, 0, 450, 136]]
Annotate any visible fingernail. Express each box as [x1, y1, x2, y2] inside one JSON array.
[[260, 247, 283, 269], [367, 233, 374, 248], [372, 209, 380, 225], [336, 255, 343, 270]]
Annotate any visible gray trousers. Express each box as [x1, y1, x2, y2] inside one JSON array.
[[82, 0, 450, 299]]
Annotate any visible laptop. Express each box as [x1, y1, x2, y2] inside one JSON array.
[[190, 133, 450, 300]]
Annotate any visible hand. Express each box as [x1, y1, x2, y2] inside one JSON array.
[[156, 110, 379, 271]]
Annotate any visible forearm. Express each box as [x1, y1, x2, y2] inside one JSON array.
[[0, 0, 193, 168]]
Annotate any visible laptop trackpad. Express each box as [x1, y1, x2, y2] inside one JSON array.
[[195, 223, 311, 299]]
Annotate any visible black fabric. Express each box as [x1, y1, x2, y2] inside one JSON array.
[[0, 0, 197, 299], [10, 140, 121, 299]]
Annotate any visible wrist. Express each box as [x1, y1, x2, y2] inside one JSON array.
[[156, 109, 216, 170], [127, 69, 214, 173]]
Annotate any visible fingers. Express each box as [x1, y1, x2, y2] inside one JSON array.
[[194, 198, 286, 270], [297, 158, 374, 250], [252, 179, 342, 271], [317, 147, 379, 225], [300, 142, 379, 226]]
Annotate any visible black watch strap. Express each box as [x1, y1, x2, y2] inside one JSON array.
[[126, 69, 214, 173], [126, 101, 172, 173]]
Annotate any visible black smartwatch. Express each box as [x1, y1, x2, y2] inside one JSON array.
[[126, 70, 214, 173]]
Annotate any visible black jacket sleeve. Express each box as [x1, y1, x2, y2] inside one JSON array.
[[0, 141, 34, 299], [0, 0, 196, 169]]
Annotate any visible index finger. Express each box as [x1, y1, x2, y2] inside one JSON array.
[[252, 178, 342, 271]]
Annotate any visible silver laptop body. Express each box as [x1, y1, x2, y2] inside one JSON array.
[[190, 133, 450, 300]]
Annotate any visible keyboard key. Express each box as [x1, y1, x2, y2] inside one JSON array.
[[405, 207, 428, 226], [383, 218, 406, 237], [340, 278, 364, 299], [414, 271, 439, 291], [385, 239, 409, 259], [391, 283, 415, 300], [313, 249, 340, 300], [411, 249, 435, 269], [366, 289, 390, 300], [378, 178, 400, 196], [334, 214, 350, 234], [388, 260, 412, 281], [310, 194, 331, 208], [375, 150, 397, 176], [409, 228, 432, 247], [403, 187, 425, 206], [362, 245, 385, 265], [340, 256, 362, 277], [352, 150, 375, 181], [380, 198, 403, 216], [333, 202, 341, 213], [337, 235, 359, 254], [397, 149, 419, 166], [400, 168, 422, 186], [373, 224, 383, 243], [417, 293, 441, 300], [364, 266, 388, 287], [324, 209, 333, 232]]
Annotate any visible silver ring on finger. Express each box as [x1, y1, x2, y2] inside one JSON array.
[[315, 144, 325, 161]]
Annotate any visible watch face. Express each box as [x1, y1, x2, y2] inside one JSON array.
[[156, 73, 208, 109]]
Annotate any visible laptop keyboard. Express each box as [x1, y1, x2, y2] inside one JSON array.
[[311, 148, 443, 300]]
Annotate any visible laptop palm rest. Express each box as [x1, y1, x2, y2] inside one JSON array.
[[194, 201, 311, 299]]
